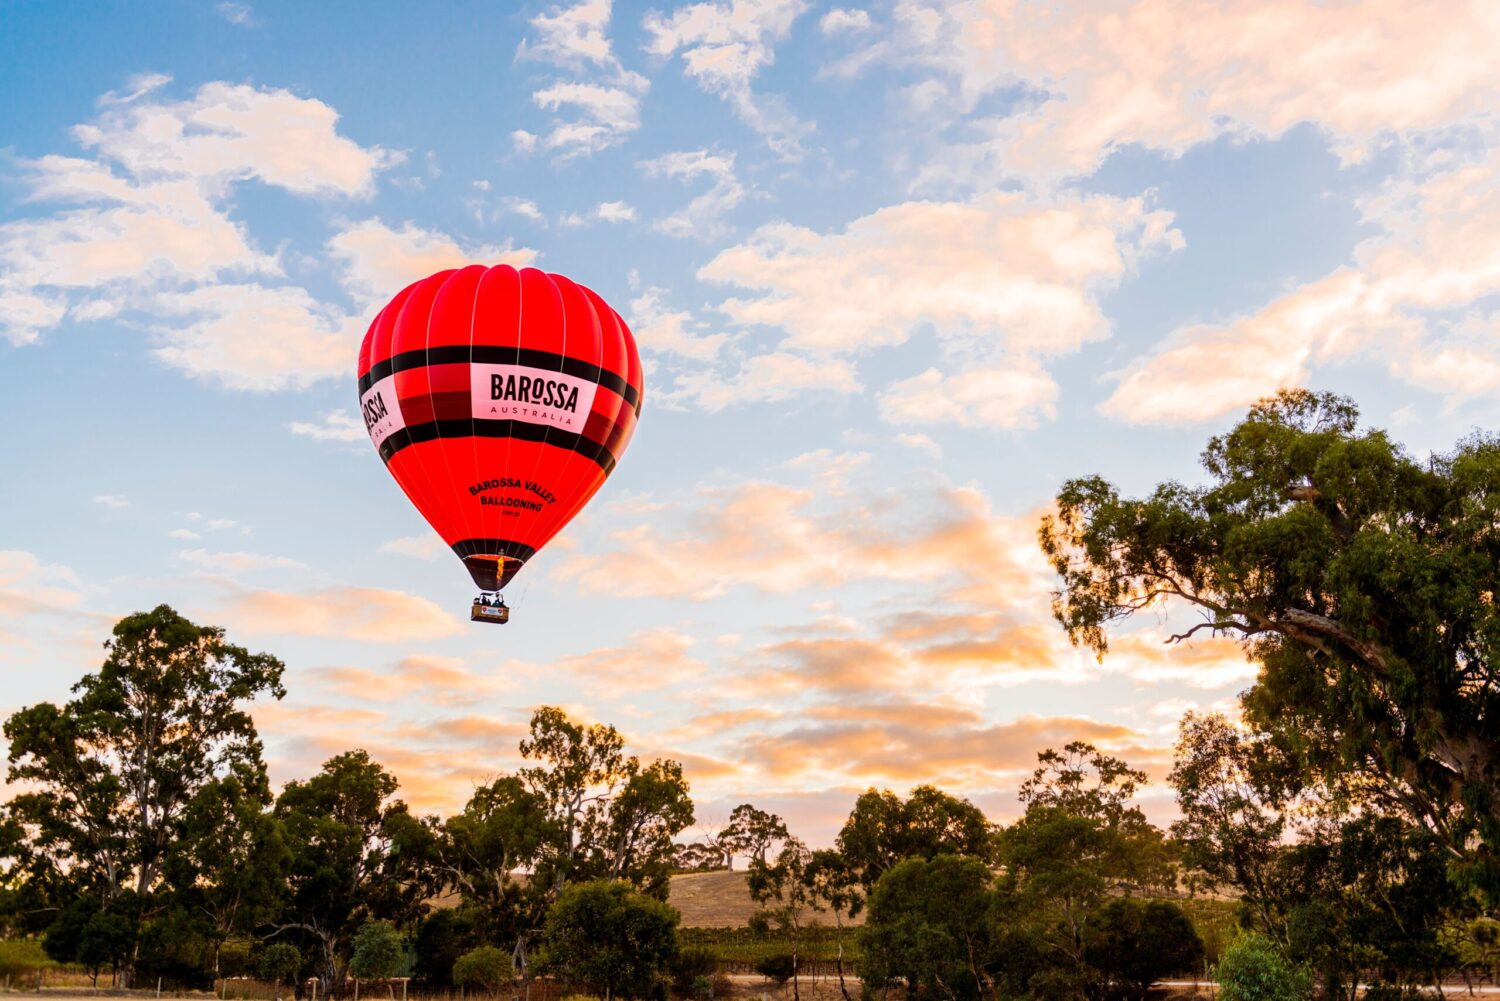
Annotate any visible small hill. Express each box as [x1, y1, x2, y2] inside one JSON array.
[[667, 870, 865, 928]]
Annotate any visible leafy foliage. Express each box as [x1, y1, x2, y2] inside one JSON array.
[[1213, 934, 1311, 1001], [752, 953, 794, 984], [542, 879, 679, 1000], [668, 946, 717, 994], [1086, 898, 1204, 1001], [747, 837, 816, 1000], [521, 707, 695, 900], [835, 786, 991, 891], [272, 751, 429, 987], [350, 920, 405, 981], [859, 854, 996, 1001], [451, 945, 513, 994], [256, 943, 304, 987], [2, 605, 284, 984], [0, 937, 55, 978], [1042, 389, 1500, 897]]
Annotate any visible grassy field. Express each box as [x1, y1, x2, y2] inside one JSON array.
[[680, 925, 863, 971], [670, 873, 1240, 974], [667, 871, 864, 929]]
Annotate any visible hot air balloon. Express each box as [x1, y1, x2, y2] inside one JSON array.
[[357, 265, 643, 624]]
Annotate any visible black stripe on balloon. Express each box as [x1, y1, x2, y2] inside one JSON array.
[[458, 547, 533, 592], [380, 418, 619, 473], [452, 538, 537, 561], [360, 346, 638, 407]]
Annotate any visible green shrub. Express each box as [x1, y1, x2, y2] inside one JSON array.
[[452, 946, 513, 994], [1088, 898, 1205, 1000], [753, 953, 795, 984], [670, 946, 717, 994], [257, 943, 304, 987], [543, 879, 679, 999], [0, 939, 55, 978], [350, 920, 406, 981], [1213, 934, 1310, 1001]]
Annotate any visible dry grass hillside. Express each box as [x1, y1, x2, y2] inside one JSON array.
[[667, 870, 865, 928]]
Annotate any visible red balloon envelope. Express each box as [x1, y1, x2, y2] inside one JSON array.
[[357, 265, 642, 597]]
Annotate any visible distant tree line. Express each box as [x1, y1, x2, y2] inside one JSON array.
[[1, 389, 1497, 1001]]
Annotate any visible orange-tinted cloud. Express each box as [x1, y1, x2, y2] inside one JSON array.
[[313, 654, 519, 705], [557, 476, 1053, 611], [735, 705, 1141, 790], [213, 582, 462, 642]]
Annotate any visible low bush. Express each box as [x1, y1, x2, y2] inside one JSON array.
[[256, 943, 303, 988], [452, 946, 513, 995], [670, 947, 717, 994], [1213, 933, 1311, 1001], [753, 954, 795, 984], [0, 939, 55, 979]]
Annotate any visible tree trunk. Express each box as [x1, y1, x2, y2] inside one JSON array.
[[513, 934, 531, 1001], [835, 932, 852, 1001]]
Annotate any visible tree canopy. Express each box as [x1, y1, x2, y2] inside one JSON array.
[[1042, 389, 1500, 897], [2, 605, 284, 985]]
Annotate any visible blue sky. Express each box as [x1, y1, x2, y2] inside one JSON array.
[[3, 0, 1498, 844]]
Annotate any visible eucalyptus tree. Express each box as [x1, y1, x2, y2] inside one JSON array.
[[2, 605, 284, 985], [1043, 389, 1500, 898]]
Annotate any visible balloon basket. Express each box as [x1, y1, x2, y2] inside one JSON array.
[[470, 595, 510, 624]]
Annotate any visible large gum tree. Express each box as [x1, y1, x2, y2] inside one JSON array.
[[2, 605, 285, 985], [1041, 390, 1500, 897]]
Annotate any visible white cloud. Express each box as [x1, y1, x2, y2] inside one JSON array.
[[0, 160, 275, 347], [670, 351, 860, 410], [595, 200, 637, 223], [532, 80, 649, 157], [177, 548, 307, 572], [840, 0, 1500, 184], [92, 494, 129, 509], [895, 432, 943, 458], [702, 191, 1180, 356], [677, 189, 1179, 422], [560, 201, 638, 227], [0, 80, 407, 391], [168, 528, 202, 540], [288, 410, 367, 443], [327, 219, 537, 308], [1103, 146, 1500, 423], [520, 0, 623, 70], [519, 0, 649, 158], [97, 72, 174, 106], [215, 2, 254, 26], [644, 0, 813, 156], [499, 196, 546, 223], [638, 149, 747, 239], [149, 283, 361, 391], [379, 535, 449, 561], [819, 8, 871, 34], [628, 286, 729, 361], [75, 81, 394, 198], [881, 361, 1058, 430]]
